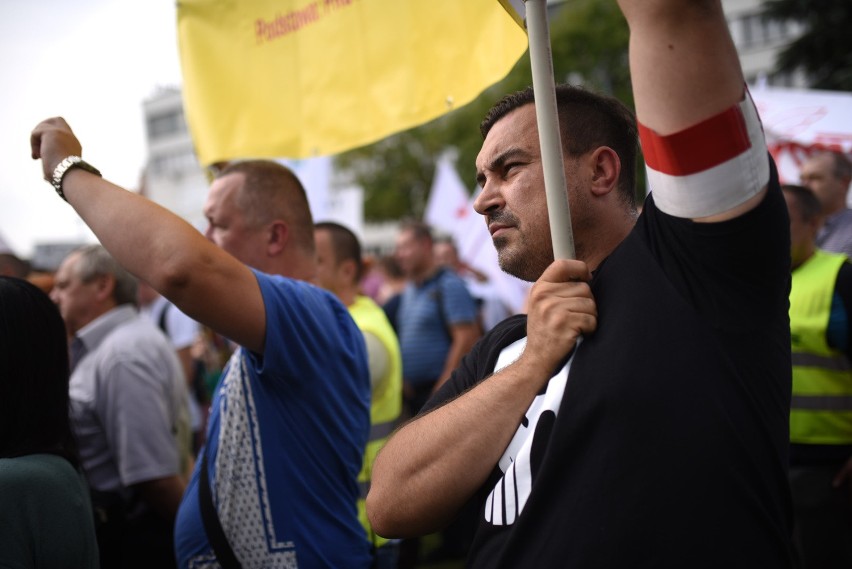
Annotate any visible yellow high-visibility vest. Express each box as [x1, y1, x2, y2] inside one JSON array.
[[789, 249, 852, 445], [349, 295, 403, 546]]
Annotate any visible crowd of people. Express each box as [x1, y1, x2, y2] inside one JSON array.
[[2, 1, 851, 568]]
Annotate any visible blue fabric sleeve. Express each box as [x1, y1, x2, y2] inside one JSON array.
[[439, 272, 479, 325]]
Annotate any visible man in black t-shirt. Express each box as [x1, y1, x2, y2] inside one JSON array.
[[368, 1, 796, 567]]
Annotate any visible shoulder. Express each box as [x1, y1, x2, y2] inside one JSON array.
[[256, 270, 342, 314], [436, 269, 477, 304], [466, 314, 527, 374], [104, 313, 172, 354], [0, 454, 77, 488], [830, 208, 852, 225], [94, 315, 179, 379], [825, 210, 852, 250], [351, 295, 389, 323], [252, 272, 366, 370], [438, 268, 471, 291]]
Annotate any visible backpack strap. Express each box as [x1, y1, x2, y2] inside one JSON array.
[[156, 301, 171, 336], [199, 447, 243, 569], [433, 269, 453, 342]]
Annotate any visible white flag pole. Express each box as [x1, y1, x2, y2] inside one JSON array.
[[523, 0, 575, 260]]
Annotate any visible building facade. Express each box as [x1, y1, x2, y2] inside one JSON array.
[[722, 0, 807, 88]]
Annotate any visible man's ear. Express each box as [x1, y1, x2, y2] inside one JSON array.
[[268, 220, 289, 255], [589, 146, 621, 197], [807, 214, 824, 238], [340, 258, 358, 284], [93, 273, 116, 302]]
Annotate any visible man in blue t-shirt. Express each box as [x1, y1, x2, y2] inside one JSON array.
[[26, 138, 373, 568], [393, 221, 481, 418], [391, 220, 482, 566]]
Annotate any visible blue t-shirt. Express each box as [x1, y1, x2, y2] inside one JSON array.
[[174, 271, 372, 568], [397, 268, 479, 384]]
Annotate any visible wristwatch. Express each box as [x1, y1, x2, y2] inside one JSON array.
[[51, 155, 101, 202]]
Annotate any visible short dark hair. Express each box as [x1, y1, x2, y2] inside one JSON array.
[[399, 220, 433, 243], [481, 84, 638, 207], [315, 221, 364, 282], [782, 184, 822, 223], [378, 254, 403, 279], [0, 277, 78, 465], [0, 253, 30, 278], [218, 160, 316, 255]]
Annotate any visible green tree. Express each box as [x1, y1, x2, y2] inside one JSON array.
[[335, 0, 635, 222], [761, 0, 852, 90]]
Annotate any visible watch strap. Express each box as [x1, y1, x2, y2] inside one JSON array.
[[51, 155, 101, 202]]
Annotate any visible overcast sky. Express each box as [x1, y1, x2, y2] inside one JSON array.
[[0, 0, 182, 258]]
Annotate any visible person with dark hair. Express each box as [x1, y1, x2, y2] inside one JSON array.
[[0, 251, 31, 278], [314, 221, 403, 569], [0, 276, 99, 568], [392, 220, 481, 417], [25, 133, 373, 566], [374, 254, 406, 307], [50, 244, 191, 568], [783, 184, 852, 568], [369, 1, 796, 567], [800, 150, 852, 257], [390, 220, 483, 565]]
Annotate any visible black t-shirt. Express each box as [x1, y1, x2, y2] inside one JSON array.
[[426, 161, 795, 568]]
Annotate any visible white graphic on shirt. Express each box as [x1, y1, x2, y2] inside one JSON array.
[[189, 349, 299, 568], [484, 337, 575, 526]]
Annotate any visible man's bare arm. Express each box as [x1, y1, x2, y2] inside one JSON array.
[[433, 321, 481, 393], [619, 0, 742, 136], [618, 0, 766, 222], [367, 260, 596, 537], [30, 118, 267, 353]]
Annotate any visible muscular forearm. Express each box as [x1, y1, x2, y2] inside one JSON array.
[[367, 354, 551, 538], [369, 260, 596, 538]]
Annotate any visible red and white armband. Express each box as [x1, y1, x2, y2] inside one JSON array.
[[640, 89, 769, 219]]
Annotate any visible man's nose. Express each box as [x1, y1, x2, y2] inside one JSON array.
[[473, 182, 503, 215]]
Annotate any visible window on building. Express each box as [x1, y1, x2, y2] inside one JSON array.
[[735, 12, 797, 50], [147, 109, 186, 140], [147, 147, 200, 178]]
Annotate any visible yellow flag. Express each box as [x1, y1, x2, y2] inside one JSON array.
[[178, 0, 529, 165]]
